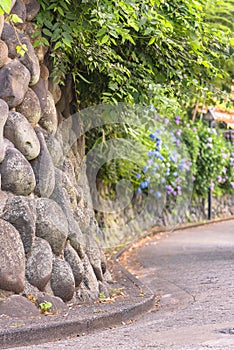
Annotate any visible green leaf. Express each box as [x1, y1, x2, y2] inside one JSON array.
[[41, 37, 50, 46], [76, 72, 92, 84], [31, 31, 41, 39], [44, 20, 53, 29], [57, 7, 64, 16], [128, 20, 139, 32], [16, 44, 27, 57], [148, 37, 156, 46], [97, 28, 106, 38], [100, 35, 110, 45], [11, 14, 23, 23], [42, 28, 53, 37], [0, 0, 11, 14], [33, 39, 41, 48], [62, 38, 72, 48], [229, 37, 234, 46], [54, 41, 62, 50]]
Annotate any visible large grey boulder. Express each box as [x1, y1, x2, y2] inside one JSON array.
[[43, 131, 63, 167], [74, 205, 91, 232], [1, 23, 40, 85], [31, 76, 48, 110], [4, 111, 40, 160], [0, 219, 25, 293], [0, 146, 36, 195], [51, 169, 86, 259], [0, 99, 8, 163], [24, 0, 40, 21], [0, 59, 30, 108], [0, 295, 39, 318], [1, 23, 21, 59], [39, 91, 58, 135], [64, 242, 84, 287], [26, 237, 53, 291], [77, 255, 99, 301], [16, 88, 41, 127], [2, 196, 36, 253], [31, 127, 55, 197], [35, 198, 68, 256], [51, 258, 75, 302], [85, 235, 103, 282], [0, 40, 8, 68]]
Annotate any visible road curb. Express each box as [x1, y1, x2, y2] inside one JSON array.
[[0, 295, 155, 349], [0, 262, 155, 349]]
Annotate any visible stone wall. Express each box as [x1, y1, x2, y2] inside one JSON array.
[[96, 191, 234, 244], [0, 0, 110, 304]]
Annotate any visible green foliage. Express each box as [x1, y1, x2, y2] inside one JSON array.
[[193, 125, 228, 196], [0, 0, 11, 15], [201, 0, 234, 95], [34, 0, 234, 203], [39, 301, 52, 313], [202, 0, 234, 33], [1, 2, 28, 57], [98, 292, 106, 299], [36, 0, 233, 108]]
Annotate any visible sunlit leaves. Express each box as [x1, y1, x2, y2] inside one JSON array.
[[0, 0, 11, 15], [36, 0, 233, 108]]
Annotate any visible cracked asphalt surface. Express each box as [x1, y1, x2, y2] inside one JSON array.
[[9, 220, 234, 350]]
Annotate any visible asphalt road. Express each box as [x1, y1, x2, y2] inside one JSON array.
[[9, 220, 234, 350]]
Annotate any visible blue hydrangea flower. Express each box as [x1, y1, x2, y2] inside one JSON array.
[[170, 155, 176, 163], [140, 181, 148, 189]]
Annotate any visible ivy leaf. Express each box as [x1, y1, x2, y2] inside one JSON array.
[[0, 0, 11, 14], [11, 14, 23, 23], [16, 44, 28, 57]]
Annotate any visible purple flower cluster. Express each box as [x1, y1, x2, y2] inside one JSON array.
[[175, 116, 180, 125], [217, 175, 227, 183], [166, 184, 182, 196]]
